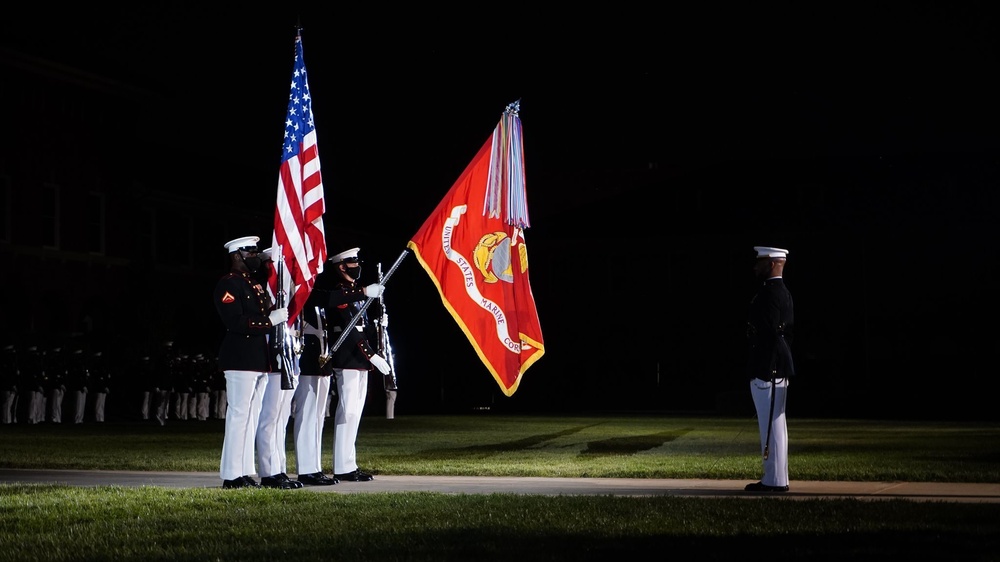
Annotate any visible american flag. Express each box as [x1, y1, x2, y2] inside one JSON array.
[[269, 32, 327, 324]]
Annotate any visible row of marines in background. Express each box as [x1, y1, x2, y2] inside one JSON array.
[[0, 341, 333, 425]]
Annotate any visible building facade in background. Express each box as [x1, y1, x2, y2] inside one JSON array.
[[0, 49, 267, 359]]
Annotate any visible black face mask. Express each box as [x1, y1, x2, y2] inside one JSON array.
[[343, 265, 361, 280], [243, 255, 262, 273]]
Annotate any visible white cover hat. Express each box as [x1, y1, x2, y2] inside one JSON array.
[[260, 246, 277, 261], [224, 236, 260, 253], [754, 246, 789, 258], [329, 247, 360, 264]]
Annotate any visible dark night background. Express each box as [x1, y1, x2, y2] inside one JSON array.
[[1, 4, 998, 420]]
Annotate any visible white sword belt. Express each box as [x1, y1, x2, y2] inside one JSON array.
[[331, 325, 365, 332]]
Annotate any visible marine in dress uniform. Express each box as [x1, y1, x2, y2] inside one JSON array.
[[184, 354, 200, 420], [172, 352, 192, 421], [152, 341, 176, 426], [46, 347, 67, 423], [90, 351, 111, 423], [210, 360, 227, 420], [22, 346, 46, 424], [138, 355, 153, 421], [745, 246, 795, 493], [1, 345, 18, 424], [68, 349, 89, 424], [318, 248, 391, 482], [213, 236, 287, 489], [192, 354, 213, 421], [253, 247, 302, 490], [290, 267, 340, 486]]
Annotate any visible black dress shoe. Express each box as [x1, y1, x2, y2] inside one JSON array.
[[334, 469, 374, 482], [223, 475, 261, 489], [278, 473, 304, 489], [297, 472, 339, 486], [744, 481, 789, 492], [241, 475, 261, 488], [260, 474, 301, 489]]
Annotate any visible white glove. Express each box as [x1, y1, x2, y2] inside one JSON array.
[[364, 284, 385, 298], [380, 313, 389, 328], [369, 353, 391, 375], [268, 308, 288, 326]]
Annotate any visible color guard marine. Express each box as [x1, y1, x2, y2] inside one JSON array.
[[318, 247, 390, 482], [214, 236, 288, 489]]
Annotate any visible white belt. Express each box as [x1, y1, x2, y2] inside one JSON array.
[[301, 322, 323, 338]]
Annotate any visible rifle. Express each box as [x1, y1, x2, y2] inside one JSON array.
[[376, 262, 398, 391], [272, 248, 302, 390]]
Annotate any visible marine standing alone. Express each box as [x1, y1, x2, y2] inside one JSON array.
[[745, 245, 795, 493]]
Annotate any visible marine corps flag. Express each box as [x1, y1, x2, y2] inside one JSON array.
[[407, 101, 545, 396]]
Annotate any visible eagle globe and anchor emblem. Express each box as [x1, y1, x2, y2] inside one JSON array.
[[472, 231, 529, 284]]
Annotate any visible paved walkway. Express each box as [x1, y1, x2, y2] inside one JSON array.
[[2, 469, 998, 503]]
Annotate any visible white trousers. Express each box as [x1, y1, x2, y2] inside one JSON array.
[[139, 391, 150, 419], [212, 389, 227, 419], [93, 392, 107, 422], [49, 388, 64, 423], [1, 390, 15, 423], [385, 389, 397, 420], [332, 368, 368, 474], [750, 378, 789, 487], [174, 392, 189, 420], [29, 391, 45, 423], [195, 392, 210, 421], [73, 390, 87, 423], [220, 370, 268, 481], [256, 372, 294, 478], [153, 389, 170, 425], [292, 375, 331, 475]]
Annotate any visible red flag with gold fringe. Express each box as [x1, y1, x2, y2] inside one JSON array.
[[407, 101, 544, 396]]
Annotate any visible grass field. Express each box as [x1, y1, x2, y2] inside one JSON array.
[[2, 414, 999, 561]]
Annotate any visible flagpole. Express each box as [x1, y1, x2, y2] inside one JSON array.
[[329, 249, 410, 353]]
